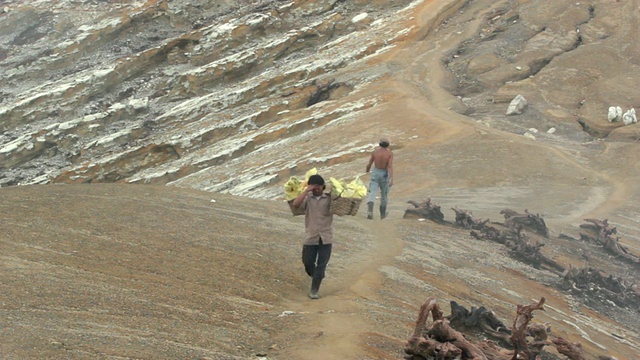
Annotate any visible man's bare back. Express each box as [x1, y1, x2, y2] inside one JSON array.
[[365, 138, 394, 219], [370, 147, 392, 170], [365, 138, 393, 186]]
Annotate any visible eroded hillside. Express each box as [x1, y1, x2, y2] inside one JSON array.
[[2, 0, 638, 196]]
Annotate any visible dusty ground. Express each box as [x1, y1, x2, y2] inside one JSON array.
[[2, 0, 640, 359]]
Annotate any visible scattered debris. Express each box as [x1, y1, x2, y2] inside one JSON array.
[[404, 198, 446, 223], [560, 266, 640, 310], [472, 222, 564, 273], [451, 207, 489, 229], [404, 297, 593, 360], [405, 199, 640, 313], [579, 218, 640, 266], [501, 208, 549, 238]]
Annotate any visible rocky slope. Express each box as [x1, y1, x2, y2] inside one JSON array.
[[1, 0, 422, 192], [1, 0, 640, 359], [3, 0, 637, 193]]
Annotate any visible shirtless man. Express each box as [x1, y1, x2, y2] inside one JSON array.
[[365, 137, 393, 219]]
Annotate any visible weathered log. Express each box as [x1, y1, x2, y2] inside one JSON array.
[[412, 297, 443, 337], [470, 223, 509, 244], [559, 265, 640, 309], [510, 297, 545, 360], [501, 208, 549, 238], [476, 340, 514, 359], [405, 198, 446, 223], [448, 301, 511, 344], [552, 337, 586, 360], [405, 297, 455, 359], [405, 297, 596, 360], [579, 218, 639, 266], [428, 320, 487, 360], [526, 323, 549, 342], [475, 224, 565, 273], [452, 207, 489, 229], [404, 335, 444, 359]]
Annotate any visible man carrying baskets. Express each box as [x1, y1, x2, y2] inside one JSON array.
[[291, 174, 334, 299]]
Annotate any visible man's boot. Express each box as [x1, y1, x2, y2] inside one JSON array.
[[367, 202, 374, 220], [380, 204, 388, 219], [309, 277, 322, 299]]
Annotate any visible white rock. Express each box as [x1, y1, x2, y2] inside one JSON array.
[[528, 128, 538, 133], [352, 13, 369, 23], [547, 127, 556, 134], [506, 94, 527, 115], [128, 97, 149, 110], [607, 106, 622, 122], [622, 108, 637, 125], [523, 132, 536, 140], [352, 13, 373, 29]]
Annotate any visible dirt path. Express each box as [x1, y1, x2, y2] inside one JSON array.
[[274, 217, 404, 359]]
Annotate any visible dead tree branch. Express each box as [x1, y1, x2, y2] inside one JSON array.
[[404, 198, 446, 223], [501, 208, 549, 238], [404, 297, 591, 360]]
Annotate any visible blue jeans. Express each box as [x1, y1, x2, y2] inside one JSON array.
[[367, 167, 389, 208]]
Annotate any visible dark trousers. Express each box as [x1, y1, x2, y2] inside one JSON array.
[[302, 240, 332, 281]]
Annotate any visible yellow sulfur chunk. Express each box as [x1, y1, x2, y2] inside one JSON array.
[[283, 176, 304, 201], [329, 177, 345, 197], [345, 177, 367, 199], [328, 176, 366, 199], [305, 168, 318, 181]]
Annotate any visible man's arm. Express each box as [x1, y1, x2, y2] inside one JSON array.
[[365, 152, 374, 173], [292, 184, 315, 208], [388, 152, 394, 186]]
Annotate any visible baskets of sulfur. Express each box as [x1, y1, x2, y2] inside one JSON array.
[[283, 168, 318, 216], [282, 168, 367, 216], [328, 176, 366, 216]]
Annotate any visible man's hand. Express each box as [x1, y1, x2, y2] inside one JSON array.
[[293, 184, 320, 208]]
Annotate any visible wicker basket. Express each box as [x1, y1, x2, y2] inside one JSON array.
[[288, 197, 362, 216], [330, 196, 363, 216], [287, 200, 305, 216]]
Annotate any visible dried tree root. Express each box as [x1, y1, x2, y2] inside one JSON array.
[[580, 218, 640, 266], [509, 297, 545, 359], [404, 297, 596, 360], [404, 198, 446, 223], [552, 337, 586, 360], [560, 265, 640, 310], [452, 207, 489, 229], [501, 208, 549, 238], [448, 301, 511, 344]]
